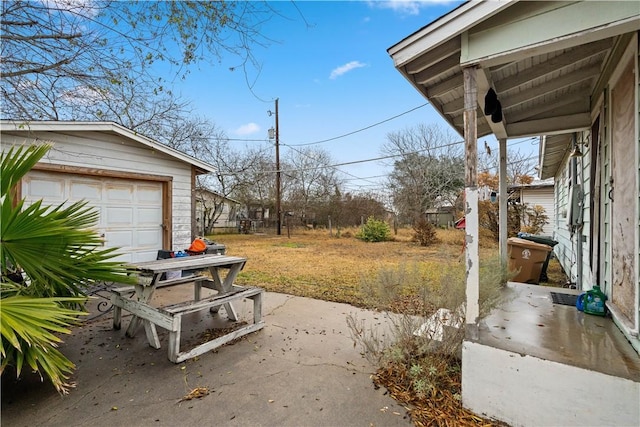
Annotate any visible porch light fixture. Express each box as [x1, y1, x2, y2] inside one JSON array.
[[570, 145, 583, 158]]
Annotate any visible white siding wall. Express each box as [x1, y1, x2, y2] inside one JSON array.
[[521, 186, 555, 235], [1, 130, 195, 252], [554, 166, 573, 283], [553, 130, 594, 288]]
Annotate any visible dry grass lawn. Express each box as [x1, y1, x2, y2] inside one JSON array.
[[214, 227, 471, 311], [211, 227, 566, 312]]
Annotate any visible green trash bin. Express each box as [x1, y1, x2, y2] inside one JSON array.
[[517, 234, 558, 282]]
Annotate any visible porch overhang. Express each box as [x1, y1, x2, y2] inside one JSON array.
[[539, 134, 573, 180], [387, 1, 639, 141]]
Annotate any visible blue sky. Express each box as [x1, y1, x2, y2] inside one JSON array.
[[166, 1, 534, 193]]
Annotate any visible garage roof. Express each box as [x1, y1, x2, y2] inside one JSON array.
[[388, 1, 639, 179], [0, 120, 217, 175]]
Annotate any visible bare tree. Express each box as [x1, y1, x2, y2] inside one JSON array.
[[382, 124, 464, 223], [478, 140, 538, 184], [1, 0, 277, 120], [148, 115, 263, 231], [233, 147, 279, 224], [284, 147, 342, 226]]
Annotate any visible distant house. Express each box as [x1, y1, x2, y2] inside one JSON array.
[[508, 178, 555, 235], [1, 120, 216, 262], [194, 188, 240, 235], [425, 206, 455, 228]]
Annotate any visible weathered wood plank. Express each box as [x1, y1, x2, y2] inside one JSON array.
[[110, 285, 135, 330], [111, 293, 177, 331], [161, 287, 261, 315], [172, 322, 265, 363], [132, 255, 246, 275]]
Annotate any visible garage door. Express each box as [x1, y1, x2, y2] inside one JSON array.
[[22, 171, 163, 263]]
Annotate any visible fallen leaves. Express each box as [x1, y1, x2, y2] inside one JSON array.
[[372, 355, 505, 427], [198, 322, 248, 345], [179, 386, 210, 402]]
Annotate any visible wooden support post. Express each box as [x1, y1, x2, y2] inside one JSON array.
[[463, 67, 480, 338], [499, 138, 508, 268]]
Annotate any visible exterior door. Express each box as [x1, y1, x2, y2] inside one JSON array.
[[22, 171, 163, 263], [609, 55, 638, 330]]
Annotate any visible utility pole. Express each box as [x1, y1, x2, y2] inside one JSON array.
[[275, 98, 281, 236]]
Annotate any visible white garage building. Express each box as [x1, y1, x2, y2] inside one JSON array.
[[1, 121, 217, 263]]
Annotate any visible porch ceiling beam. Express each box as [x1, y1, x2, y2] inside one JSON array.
[[412, 54, 461, 85], [442, 97, 464, 115], [405, 37, 461, 74], [501, 64, 601, 108], [452, 109, 492, 134], [494, 38, 613, 92], [506, 113, 591, 137], [428, 72, 463, 97], [506, 93, 587, 123]]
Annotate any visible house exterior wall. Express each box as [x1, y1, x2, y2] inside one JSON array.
[[1, 129, 195, 254], [552, 34, 639, 352], [519, 186, 555, 235], [195, 193, 239, 235], [553, 133, 593, 288]]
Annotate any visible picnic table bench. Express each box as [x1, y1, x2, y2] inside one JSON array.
[[110, 254, 264, 363]]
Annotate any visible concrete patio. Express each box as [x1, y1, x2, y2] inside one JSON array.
[[1, 291, 411, 427]]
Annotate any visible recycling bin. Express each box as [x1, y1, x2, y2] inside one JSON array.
[[507, 237, 553, 284], [517, 234, 558, 282]]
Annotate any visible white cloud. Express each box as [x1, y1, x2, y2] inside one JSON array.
[[61, 85, 104, 106], [330, 61, 367, 80], [235, 122, 260, 135], [44, 0, 101, 17], [368, 0, 455, 16]]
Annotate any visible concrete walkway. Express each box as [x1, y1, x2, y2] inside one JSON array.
[[1, 291, 412, 427]]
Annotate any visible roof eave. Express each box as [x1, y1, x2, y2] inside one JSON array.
[[387, 1, 514, 68], [0, 120, 217, 175]]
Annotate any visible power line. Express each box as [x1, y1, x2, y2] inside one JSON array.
[[284, 144, 382, 186], [287, 103, 428, 147], [220, 136, 539, 178], [193, 103, 433, 146]]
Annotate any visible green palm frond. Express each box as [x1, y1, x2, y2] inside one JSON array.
[[0, 144, 52, 196], [1, 144, 135, 393], [0, 295, 86, 394], [2, 197, 134, 297]]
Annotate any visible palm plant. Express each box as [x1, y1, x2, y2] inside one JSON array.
[[1, 144, 135, 393]]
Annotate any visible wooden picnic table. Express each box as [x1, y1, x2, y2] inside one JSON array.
[[111, 254, 264, 363]]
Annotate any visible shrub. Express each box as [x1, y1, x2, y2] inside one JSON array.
[[347, 254, 510, 424], [478, 200, 549, 240], [412, 218, 438, 246], [356, 216, 390, 242]]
